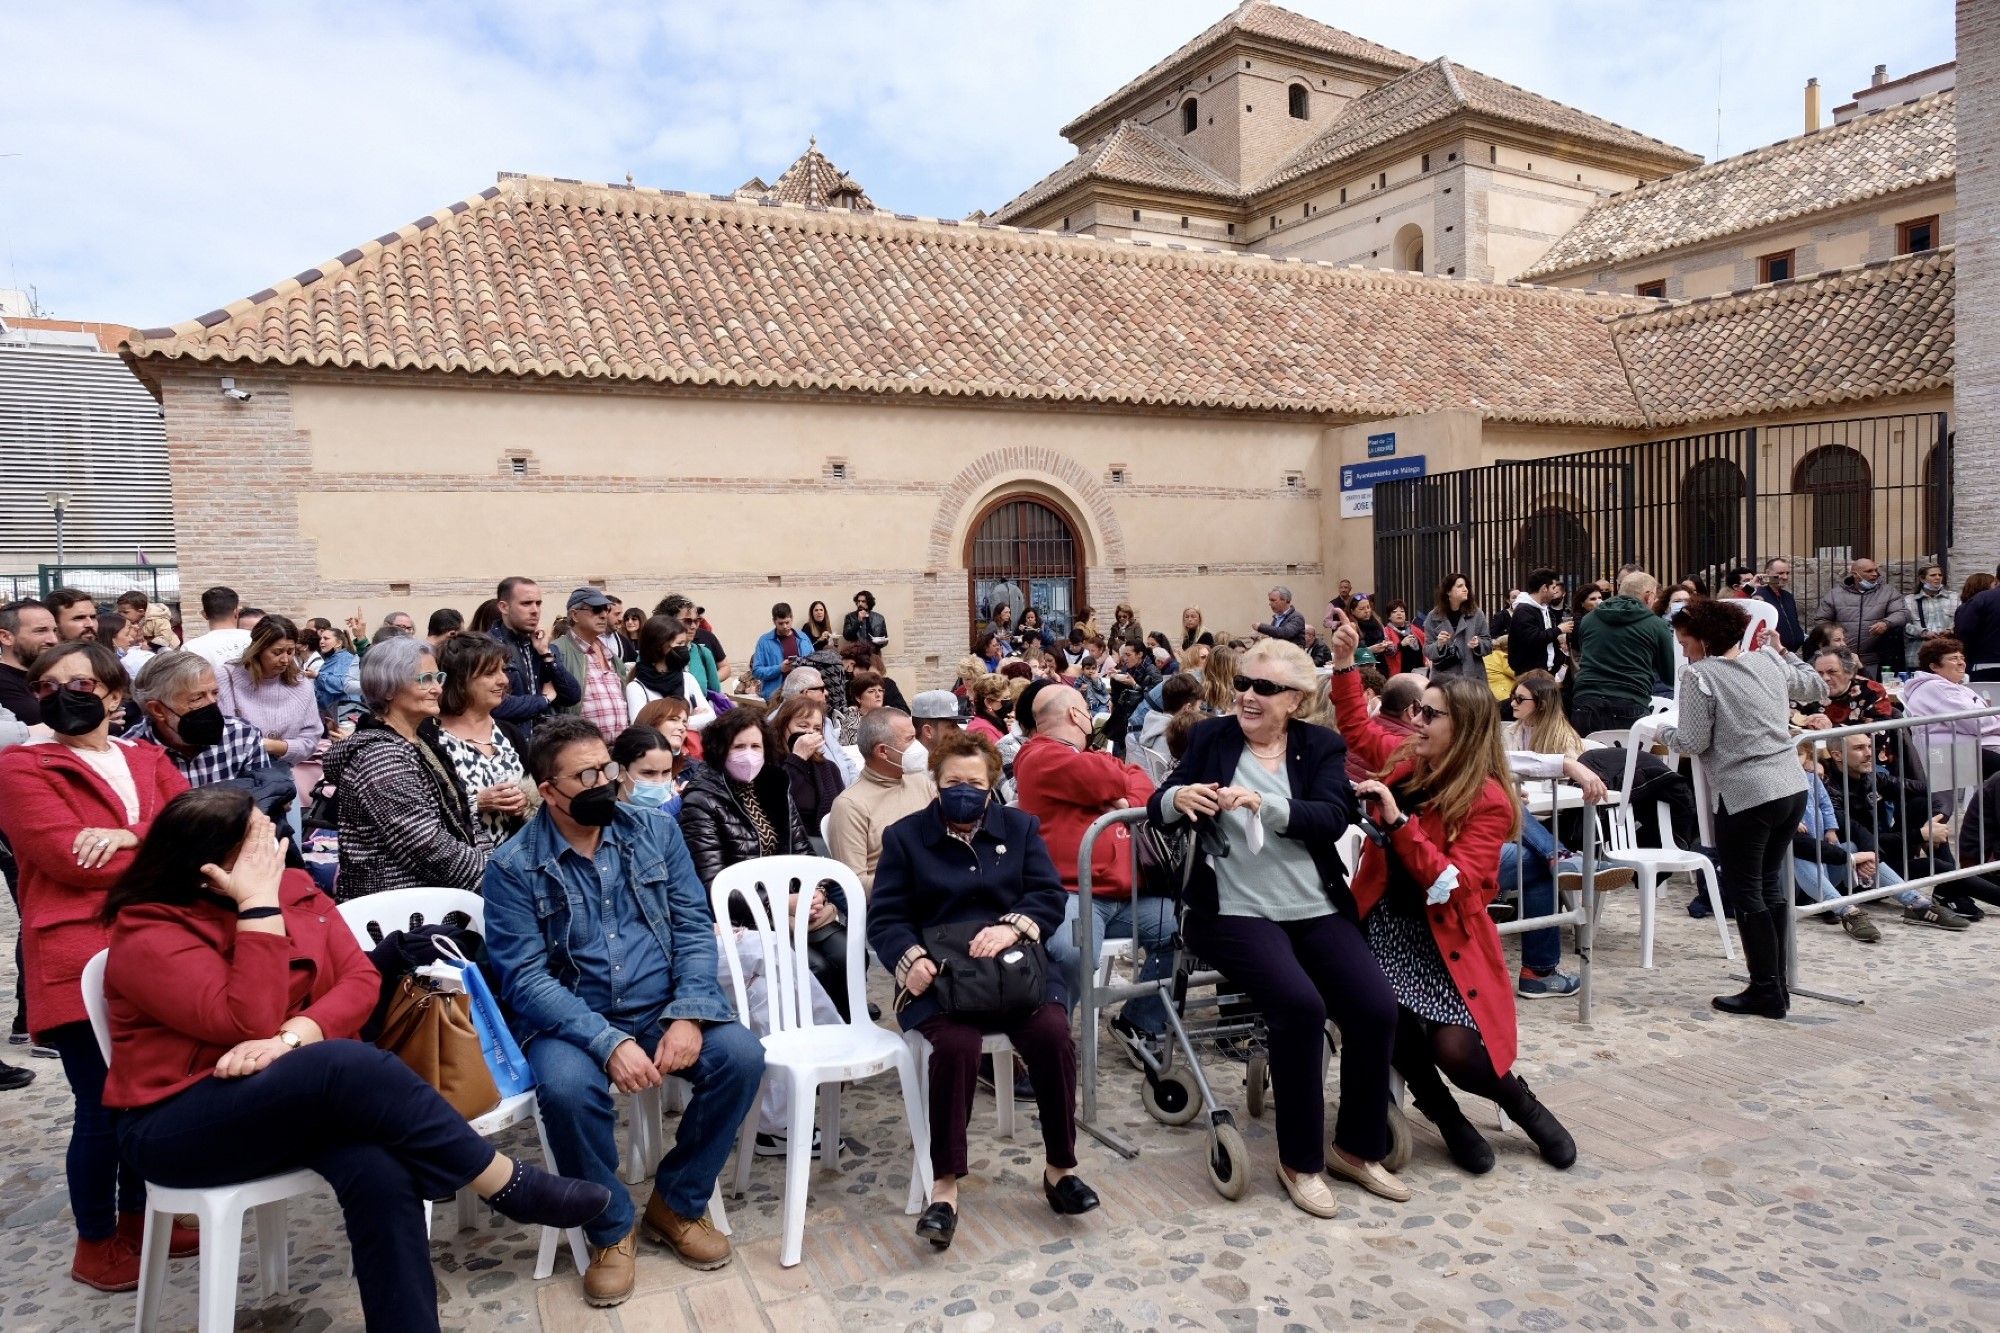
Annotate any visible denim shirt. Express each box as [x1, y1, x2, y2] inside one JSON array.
[[554, 821, 672, 1023], [484, 803, 733, 1068]]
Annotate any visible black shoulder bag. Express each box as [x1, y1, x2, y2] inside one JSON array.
[[919, 920, 1047, 1023]]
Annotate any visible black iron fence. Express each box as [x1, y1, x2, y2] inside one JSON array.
[[1372, 412, 1950, 617]]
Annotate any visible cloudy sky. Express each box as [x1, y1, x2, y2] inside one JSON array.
[[0, 0, 1955, 327]]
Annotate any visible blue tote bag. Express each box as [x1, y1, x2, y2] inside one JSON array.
[[432, 937, 535, 1099]]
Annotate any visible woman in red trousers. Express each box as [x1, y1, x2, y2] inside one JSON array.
[[1326, 622, 1577, 1176], [0, 641, 189, 1290]]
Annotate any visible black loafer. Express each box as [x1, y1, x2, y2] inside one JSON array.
[[1044, 1174, 1100, 1215], [915, 1201, 957, 1249], [0, 1061, 34, 1092]]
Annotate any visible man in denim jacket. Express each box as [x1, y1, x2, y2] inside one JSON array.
[[485, 717, 763, 1306]]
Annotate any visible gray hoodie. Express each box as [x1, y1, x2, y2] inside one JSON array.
[[1814, 576, 1909, 668]]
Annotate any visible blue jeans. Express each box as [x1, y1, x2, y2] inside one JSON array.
[[1046, 893, 1173, 1035], [529, 1014, 764, 1245], [1794, 843, 1925, 910], [47, 1020, 143, 1239], [1497, 818, 1562, 974]]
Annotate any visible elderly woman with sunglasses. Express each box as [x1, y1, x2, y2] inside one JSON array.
[[0, 640, 191, 1291], [1327, 620, 1577, 1178], [321, 636, 486, 901], [1146, 637, 1405, 1217]]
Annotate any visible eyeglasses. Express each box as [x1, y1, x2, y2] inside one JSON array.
[[1510, 693, 1533, 705], [1233, 675, 1296, 698], [31, 677, 101, 699], [412, 671, 447, 687], [1415, 704, 1450, 723], [562, 762, 621, 790]]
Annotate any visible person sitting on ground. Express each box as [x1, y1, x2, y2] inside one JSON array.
[[1150, 637, 1406, 1214], [106, 790, 608, 1330], [1794, 740, 1969, 933], [826, 706, 933, 894], [217, 614, 323, 762], [434, 632, 533, 852], [1797, 647, 1899, 731], [0, 640, 190, 1290], [1822, 730, 1992, 922], [483, 717, 763, 1305], [126, 650, 272, 787], [321, 637, 485, 900], [1901, 636, 2000, 778], [870, 728, 1099, 1250], [1017, 684, 1170, 1061], [1788, 742, 1881, 941]]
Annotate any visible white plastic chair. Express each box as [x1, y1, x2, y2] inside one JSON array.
[[905, 1029, 1016, 1156], [1135, 743, 1173, 784], [1590, 734, 1732, 967], [1924, 737, 1986, 834], [335, 889, 591, 1279], [713, 855, 931, 1267], [83, 950, 326, 1333]]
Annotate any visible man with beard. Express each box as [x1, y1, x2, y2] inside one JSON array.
[[0, 601, 60, 724]]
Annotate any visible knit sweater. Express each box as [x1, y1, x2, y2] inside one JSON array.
[[1657, 650, 1825, 813], [217, 662, 324, 758]]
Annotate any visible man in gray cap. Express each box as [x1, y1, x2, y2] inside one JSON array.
[[554, 586, 630, 738], [909, 689, 965, 756]]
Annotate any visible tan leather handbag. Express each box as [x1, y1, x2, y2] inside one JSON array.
[[375, 975, 500, 1120]]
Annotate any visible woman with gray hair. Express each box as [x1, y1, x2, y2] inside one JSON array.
[[321, 636, 485, 900]]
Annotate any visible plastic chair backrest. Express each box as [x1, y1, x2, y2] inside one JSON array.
[[712, 855, 868, 1036], [819, 814, 833, 847], [1137, 745, 1173, 784], [81, 949, 113, 1064], [1925, 738, 1986, 805], [336, 887, 486, 948]]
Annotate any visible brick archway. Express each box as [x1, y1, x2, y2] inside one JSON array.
[[909, 447, 1129, 675]]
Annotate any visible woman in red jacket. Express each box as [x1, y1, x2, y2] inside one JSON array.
[[103, 787, 609, 1333], [1327, 622, 1576, 1176], [0, 640, 188, 1291]]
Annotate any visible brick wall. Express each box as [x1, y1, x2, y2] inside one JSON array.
[[1955, 0, 1998, 577]]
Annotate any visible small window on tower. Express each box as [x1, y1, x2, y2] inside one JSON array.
[[1181, 98, 1198, 134], [1288, 84, 1309, 119], [509, 455, 528, 476], [1898, 215, 1938, 253], [1636, 280, 1666, 298], [1758, 250, 1794, 283]]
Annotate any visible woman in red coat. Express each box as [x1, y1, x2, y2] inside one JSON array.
[[1327, 622, 1576, 1176], [103, 788, 608, 1332], [0, 640, 188, 1291]]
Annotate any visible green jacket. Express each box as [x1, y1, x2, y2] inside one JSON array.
[[551, 632, 631, 716], [687, 641, 722, 696], [1572, 595, 1675, 706]]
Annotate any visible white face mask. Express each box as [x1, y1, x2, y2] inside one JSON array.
[[899, 739, 929, 776]]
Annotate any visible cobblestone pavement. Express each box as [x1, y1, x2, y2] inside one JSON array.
[[3, 888, 1996, 1332]]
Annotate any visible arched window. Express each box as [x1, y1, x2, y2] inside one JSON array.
[[1795, 445, 1871, 558], [1181, 98, 1198, 134], [1288, 84, 1309, 119], [1393, 223, 1425, 274], [1679, 456, 1745, 580], [966, 496, 1082, 643], [1512, 507, 1593, 587]]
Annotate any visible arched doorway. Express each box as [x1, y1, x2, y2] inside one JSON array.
[[1679, 456, 1745, 580], [1512, 506, 1592, 587], [965, 495, 1082, 647], [1794, 445, 1871, 558], [1394, 223, 1425, 274]]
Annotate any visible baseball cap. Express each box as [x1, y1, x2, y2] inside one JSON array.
[[910, 690, 963, 722], [567, 587, 612, 611]]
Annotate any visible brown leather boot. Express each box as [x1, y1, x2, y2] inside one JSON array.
[[71, 1234, 140, 1292], [582, 1228, 637, 1307], [642, 1191, 731, 1270], [118, 1211, 199, 1259]]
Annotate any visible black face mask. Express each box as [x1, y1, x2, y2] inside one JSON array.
[[44, 688, 108, 737], [664, 646, 692, 670], [170, 701, 227, 751], [566, 783, 619, 827]]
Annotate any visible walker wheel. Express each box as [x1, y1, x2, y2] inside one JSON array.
[[1245, 1054, 1268, 1119], [1208, 1122, 1251, 1200], [1140, 1072, 1203, 1126]]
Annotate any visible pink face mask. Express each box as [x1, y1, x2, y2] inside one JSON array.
[[724, 749, 764, 783]]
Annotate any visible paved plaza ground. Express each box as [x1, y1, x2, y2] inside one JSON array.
[[2, 886, 1996, 1332]]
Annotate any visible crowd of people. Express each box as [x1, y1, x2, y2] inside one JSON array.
[[1, 553, 1997, 1326]]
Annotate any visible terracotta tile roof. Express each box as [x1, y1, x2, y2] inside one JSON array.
[[1522, 91, 1955, 281], [1061, 1, 1417, 140], [741, 139, 875, 211], [992, 120, 1242, 223], [1610, 247, 1954, 427], [1257, 58, 1697, 192], [126, 173, 1660, 426]]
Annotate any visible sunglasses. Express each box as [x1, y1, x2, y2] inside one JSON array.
[[31, 677, 101, 699], [1510, 693, 1533, 704], [1233, 675, 1296, 698], [1415, 704, 1450, 723]]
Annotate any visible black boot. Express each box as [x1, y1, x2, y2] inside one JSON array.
[[1713, 910, 1786, 1019], [1496, 1075, 1576, 1169], [1402, 1063, 1494, 1174]]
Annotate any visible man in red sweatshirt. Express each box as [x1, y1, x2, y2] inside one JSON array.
[[1014, 684, 1171, 1062]]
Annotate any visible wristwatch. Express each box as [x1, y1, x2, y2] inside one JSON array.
[[277, 1030, 302, 1050]]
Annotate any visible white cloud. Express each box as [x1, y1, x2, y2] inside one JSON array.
[[0, 0, 1954, 326]]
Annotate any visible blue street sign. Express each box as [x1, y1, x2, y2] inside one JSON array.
[[1339, 455, 1427, 491], [1366, 432, 1396, 458]]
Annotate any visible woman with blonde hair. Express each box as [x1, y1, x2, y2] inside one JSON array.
[[965, 674, 1013, 743], [1198, 643, 1239, 715], [1328, 621, 1577, 1178], [1502, 669, 1582, 758], [1180, 606, 1214, 651]]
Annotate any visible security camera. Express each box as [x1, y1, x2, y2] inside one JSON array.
[[219, 377, 252, 402]]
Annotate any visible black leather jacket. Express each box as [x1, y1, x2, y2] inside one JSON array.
[[676, 762, 811, 921]]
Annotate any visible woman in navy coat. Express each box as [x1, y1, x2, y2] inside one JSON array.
[[869, 728, 1101, 1249], [1145, 638, 1405, 1217]]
